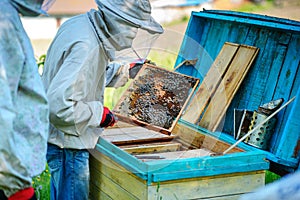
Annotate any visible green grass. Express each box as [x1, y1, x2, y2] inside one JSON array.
[[235, 0, 274, 12], [162, 15, 190, 27], [32, 165, 51, 200], [265, 170, 281, 184]]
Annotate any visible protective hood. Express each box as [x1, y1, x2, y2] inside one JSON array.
[[88, 8, 138, 60], [88, 4, 160, 63], [10, 0, 55, 16], [95, 0, 163, 34]]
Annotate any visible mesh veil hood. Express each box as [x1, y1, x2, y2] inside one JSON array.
[[10, 0, 53, 16]]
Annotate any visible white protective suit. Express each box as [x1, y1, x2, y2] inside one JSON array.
[[0, 0, 52, 197], [42, 0, 163, 150], [239, 171, 300, 200]]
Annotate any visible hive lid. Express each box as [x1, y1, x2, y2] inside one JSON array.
[[175, 9, 300, 174], [113, 63, 199, 135]]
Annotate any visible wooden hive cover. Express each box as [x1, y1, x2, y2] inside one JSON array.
[[175, 9, 300, 173]]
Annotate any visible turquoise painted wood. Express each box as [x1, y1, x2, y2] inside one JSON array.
[[175, 10, 300, 172], [95, 120, 269, 184]]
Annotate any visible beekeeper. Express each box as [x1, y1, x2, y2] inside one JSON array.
[[41, 0, 163, 199], [239, 171, 300, 200], [0, 0, 54, 199]]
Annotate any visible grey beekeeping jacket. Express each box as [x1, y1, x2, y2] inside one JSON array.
[[0, 0, 49, 197], [239, 171, 300, 200], [42, 8, 140, 149]]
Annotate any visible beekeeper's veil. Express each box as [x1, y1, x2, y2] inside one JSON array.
[[95, 0, 164, 63], [10, 0, 56, 16]]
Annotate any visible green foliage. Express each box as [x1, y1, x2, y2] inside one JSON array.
[[156, 181, 163, 200], [265, 170, 281, 184], [36, 54, 46, 75], [32, 164, 51, 200], [235, 0, 273, 12], [163, 15, 190, 27], [148, 51, 177, 71]]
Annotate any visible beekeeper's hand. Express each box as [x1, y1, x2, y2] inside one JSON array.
[[129, 59, 156, 79], [107, 64, 129, 88], [100, 107, 117, 128]]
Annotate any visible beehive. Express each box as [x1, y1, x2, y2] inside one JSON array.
[[90, 9, 300, 200]]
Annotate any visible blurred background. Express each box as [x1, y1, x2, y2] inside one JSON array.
[[23, 0, 300, 57]]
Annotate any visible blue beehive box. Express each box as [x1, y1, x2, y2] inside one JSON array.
[[89, 10, 300, 199], [175, 9, 300, 174]]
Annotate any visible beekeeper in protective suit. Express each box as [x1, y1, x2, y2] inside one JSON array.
[[0, 0, 54, 199], [41, 0, 163, 199]]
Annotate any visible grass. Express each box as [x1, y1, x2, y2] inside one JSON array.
[[32, 165, 51, 200], [235, 0, 274, 12], [265, 170, 281, 184]]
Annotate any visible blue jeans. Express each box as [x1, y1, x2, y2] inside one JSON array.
[[46, 144, 90, 200]]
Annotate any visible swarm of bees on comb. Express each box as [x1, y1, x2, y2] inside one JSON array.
[[114, 65, 198, 129]]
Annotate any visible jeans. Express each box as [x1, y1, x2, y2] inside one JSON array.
[[46, 144, 90, 200]]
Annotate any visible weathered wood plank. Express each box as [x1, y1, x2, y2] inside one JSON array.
[[177, 16, 214, 79], [173, 123, 244, 153], [199, 45, 259, 132], [101, 126, 175, 145], [90, 183, 112, 200], [228, 23, 250, 44], [102, 126, 166, 136], [90, 149, 147, 199], [181, 42, 240, 124], [134, 148, 214, 161], [199, 194, 243, 200], [147, 171, 265, 200], [222, 31, 289, 134], [236, 27, 269, 110], [121, 142, 182, 154], [90, 167, 140, 200], [271, 34, 300, 156], [90, 149, 265, 200], [110, 136, 176, 146]]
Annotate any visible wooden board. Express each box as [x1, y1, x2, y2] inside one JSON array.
[[90, 149, 147, 199], [174, 10, 300, 171], [133, 148, 214, 161], [120, 142, 182, 154], [89, 149, 266, 200], [182, 42, 240, 124], [199, 45, 259, 131], [173, 123, 244, 154], [101, 126, 176, 145], [147, 171, 265, 200]]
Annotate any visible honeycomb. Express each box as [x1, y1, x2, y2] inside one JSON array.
[[114, 64, 199, 132]]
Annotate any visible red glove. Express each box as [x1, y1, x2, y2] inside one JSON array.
[[100, 107, 117, 128], [8, 187, 36, 200]]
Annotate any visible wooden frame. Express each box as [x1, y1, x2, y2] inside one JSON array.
[[113, 64, 199, 135]]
